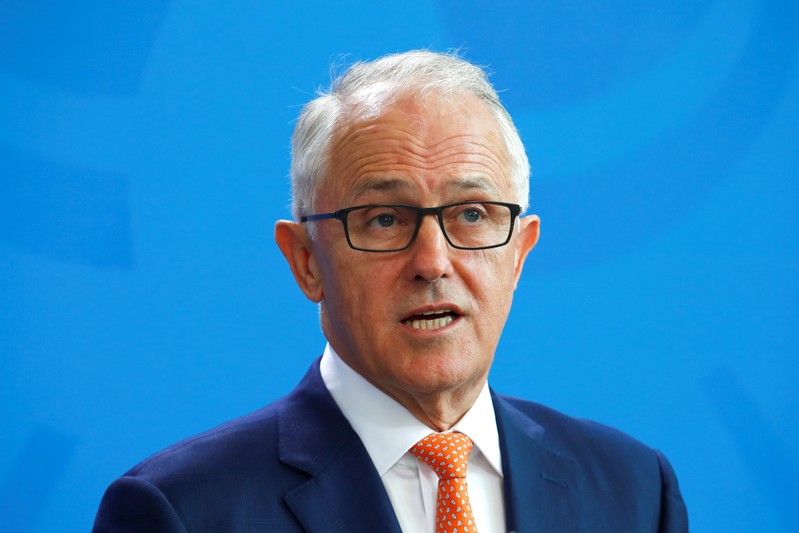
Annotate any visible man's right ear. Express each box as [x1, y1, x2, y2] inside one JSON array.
[[274, 220, 324, 303]]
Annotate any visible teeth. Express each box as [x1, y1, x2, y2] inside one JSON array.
[[421, 309, 451, 316], [404, 315, 454, 330]]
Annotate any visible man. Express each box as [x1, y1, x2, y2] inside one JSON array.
[[94, 50, 688, 532]]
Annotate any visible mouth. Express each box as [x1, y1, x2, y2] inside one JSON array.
[[401, 308, 461, 331]]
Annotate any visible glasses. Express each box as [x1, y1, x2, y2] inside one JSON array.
[[300, 201, 521, 252]]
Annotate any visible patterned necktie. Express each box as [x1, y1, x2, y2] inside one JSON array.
[[410, 432, 478, 533]]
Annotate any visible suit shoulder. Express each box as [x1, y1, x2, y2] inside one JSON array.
[[125, 398, 284, 484], [495, 394, 660, 466], [114, 360, 330, 491], [95, 394, 315, 530], [494, 394, 689, 527]]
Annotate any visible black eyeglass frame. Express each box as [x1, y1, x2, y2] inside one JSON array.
[[300, 201, 522, 253]]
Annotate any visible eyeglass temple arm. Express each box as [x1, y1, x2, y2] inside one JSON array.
[[300, 212, 338, 223]]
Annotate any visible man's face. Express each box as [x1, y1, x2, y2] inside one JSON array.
[[281, 91, 539, 417]]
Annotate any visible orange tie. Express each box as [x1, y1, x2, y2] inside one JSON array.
[[410, 432, 478, 533]]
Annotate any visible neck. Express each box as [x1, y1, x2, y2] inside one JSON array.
[[324, 339, 488, 432], [379, 379, 485, 432]]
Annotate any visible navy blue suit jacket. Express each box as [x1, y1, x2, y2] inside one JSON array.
[[93, 360, 688, 532]]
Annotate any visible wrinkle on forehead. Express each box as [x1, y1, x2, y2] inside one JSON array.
[[322, 91, 513, 209], [334, 133, 507, 179], [350, 175, 501, 205]]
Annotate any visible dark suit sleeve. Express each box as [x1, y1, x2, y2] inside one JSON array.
[[92, 476, 188, 533], [656, 451, 689, 532]]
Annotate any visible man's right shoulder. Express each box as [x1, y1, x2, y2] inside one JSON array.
[[93, 392, 317, 532], [121, 359, 332, 485], [125, 399, 285, 483]]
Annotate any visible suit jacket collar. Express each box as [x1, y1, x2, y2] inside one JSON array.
[[277, 361, 579, 533], [493, 391, 579, 533], [278, 359, 402, 532]]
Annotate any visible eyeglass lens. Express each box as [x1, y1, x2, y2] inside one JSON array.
[[345, 202, 514, 251]]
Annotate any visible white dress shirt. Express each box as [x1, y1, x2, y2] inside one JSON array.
[[320, 344, 506, 532]]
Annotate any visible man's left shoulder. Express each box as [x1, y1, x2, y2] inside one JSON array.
[[493, 394, 689, 530], [494, 393, 663, 461], [492, 392, 686, 505]]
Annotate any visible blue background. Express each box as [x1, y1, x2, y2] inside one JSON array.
[[1, 1, 797, 531]]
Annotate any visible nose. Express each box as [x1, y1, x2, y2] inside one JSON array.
[[406, 214, 453, 282]]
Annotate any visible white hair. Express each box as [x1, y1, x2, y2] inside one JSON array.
[[290, 50, 530, 219]]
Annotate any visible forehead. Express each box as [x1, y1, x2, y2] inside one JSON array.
[[321, 91, 512, 206]]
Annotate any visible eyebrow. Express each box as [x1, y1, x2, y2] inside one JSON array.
[[450, 176, 501, 197], [350, 176, 500, 203], [351, 178, 412, 201]]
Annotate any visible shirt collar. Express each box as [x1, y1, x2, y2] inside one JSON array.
[[320, 343, 503, 478]]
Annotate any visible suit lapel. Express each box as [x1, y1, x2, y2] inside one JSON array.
[[493, 393, 579, 533], [278, 361, 402, 533], [277, 362, 581, 532]]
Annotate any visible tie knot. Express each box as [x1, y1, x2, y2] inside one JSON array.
[[409, 432, 474, 480]]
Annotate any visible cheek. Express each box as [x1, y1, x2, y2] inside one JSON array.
[[316, 248, 361, 317], [321, 252, 393, 328], [464, 249, 516, 292], [463, 251, 517, 325]]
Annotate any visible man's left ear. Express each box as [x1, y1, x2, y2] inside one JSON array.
[[513, 214, 540, 288]]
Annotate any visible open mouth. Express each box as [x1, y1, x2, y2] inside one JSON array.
[[402, 309, 459, 331]]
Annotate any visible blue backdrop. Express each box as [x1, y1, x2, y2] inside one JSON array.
[[1, 1, 797, 531]]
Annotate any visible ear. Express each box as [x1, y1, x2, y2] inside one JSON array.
[[275, 220, 325, 303], [512, 214, 540, 288]]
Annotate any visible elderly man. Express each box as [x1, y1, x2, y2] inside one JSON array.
[[94, 51, 688, 532]]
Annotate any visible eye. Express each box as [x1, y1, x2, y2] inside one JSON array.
[[461, 208, 481, 223], [374, 213, 396, 227], [360, 207, 406, 229], [452, 204, 488, 224], [352, 205, 412, 232]]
